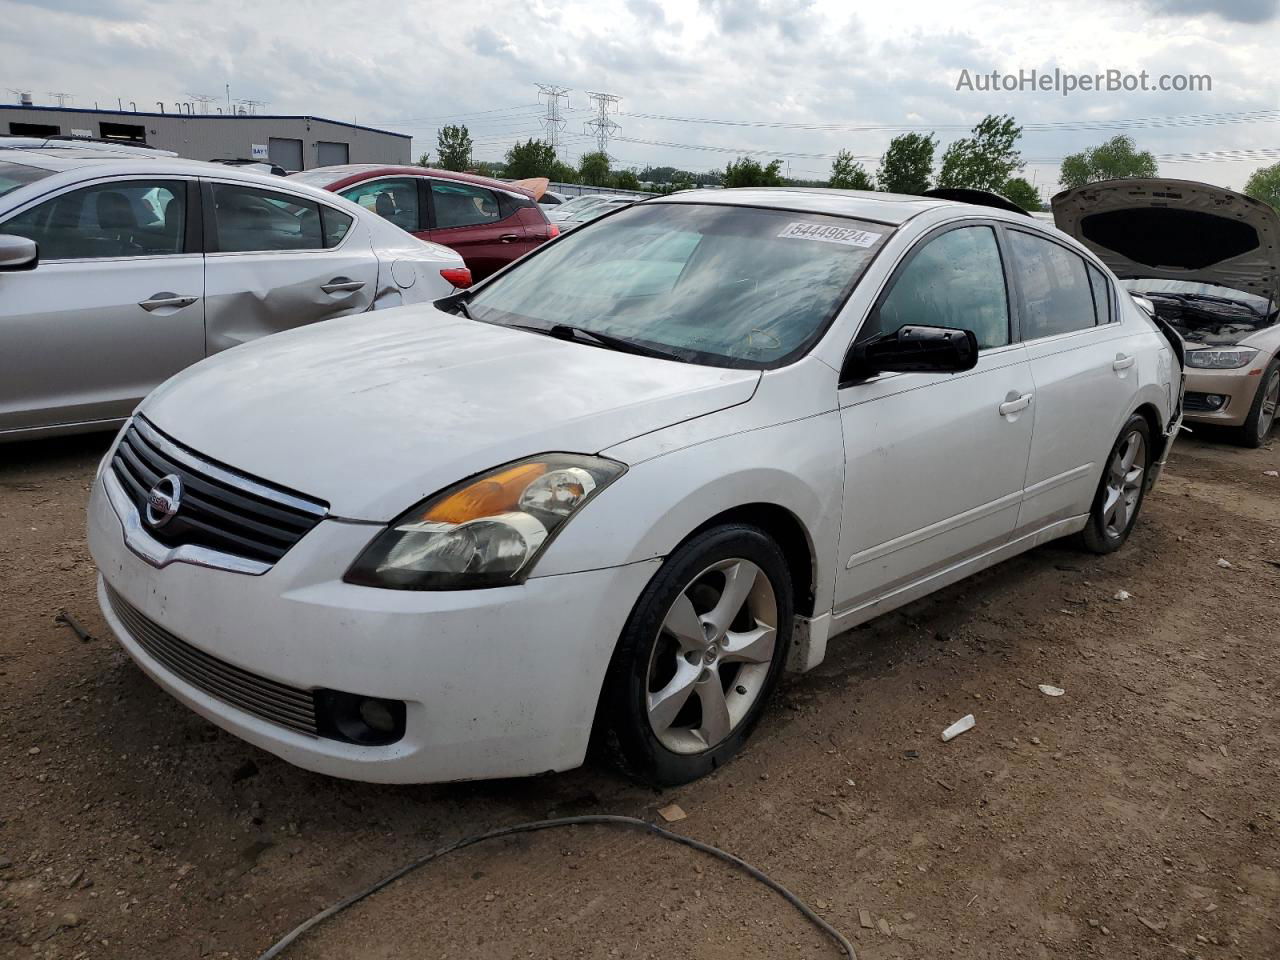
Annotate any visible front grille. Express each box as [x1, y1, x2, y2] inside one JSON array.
[[106, 584, 318, 736], [111, 417, 327, 567]]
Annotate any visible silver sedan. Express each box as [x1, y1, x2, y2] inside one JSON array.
[[0, 150, 467, 441]]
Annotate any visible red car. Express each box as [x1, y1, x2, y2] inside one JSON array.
[[288, 165, 558, 282]]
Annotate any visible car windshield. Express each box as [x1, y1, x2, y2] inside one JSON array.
[[0, 160, 54, 199], [552, 196, 610, 216], [285, 169, 344, 188], [467, 202, 890, 368], [565, 199, 630, 222]]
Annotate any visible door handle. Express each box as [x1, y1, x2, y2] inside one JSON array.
[[1112, 354, 1136, 371], [321, 277, 365, 294], [139, 293, 197, 311], [998, 392, 1034, 417], [498, 234, 520, 243]]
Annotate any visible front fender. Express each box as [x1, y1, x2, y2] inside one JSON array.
[[531, 411, 845, 622]]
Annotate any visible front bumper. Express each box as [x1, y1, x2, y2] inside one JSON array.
[[88, 471, 660, 783], [1182, 366, 1264, 428]]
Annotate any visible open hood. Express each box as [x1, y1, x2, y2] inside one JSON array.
[[1051, 179, 1280, 304]]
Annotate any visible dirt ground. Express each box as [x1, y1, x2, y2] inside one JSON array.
[[1, 429, 1277, 960]]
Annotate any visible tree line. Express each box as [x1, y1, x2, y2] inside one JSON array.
[[416, 117, 1280, 212]]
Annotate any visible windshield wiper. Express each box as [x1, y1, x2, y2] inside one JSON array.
[[436, 290, 473, 319], [510, 323, 684, 361]]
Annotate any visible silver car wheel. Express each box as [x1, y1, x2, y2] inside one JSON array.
[[645, 558, 778, 755], [1102, 430, 1146, 539], [1258, 369, 1279, 442]]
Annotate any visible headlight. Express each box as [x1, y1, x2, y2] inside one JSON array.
[[344, 454, 625, 590], [1185, 347, 1258, 369]]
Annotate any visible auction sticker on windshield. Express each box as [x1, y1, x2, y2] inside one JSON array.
[[777, 221, 882, 247]]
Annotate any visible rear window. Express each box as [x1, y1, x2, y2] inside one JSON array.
[[0, 160, 53, 199], [468, 203, 891, 368]]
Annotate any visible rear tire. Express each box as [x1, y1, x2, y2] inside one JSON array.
[[600, 524, 792, 787], [1233, 360, 1279, 449], [1078, 414, 1152, 554]]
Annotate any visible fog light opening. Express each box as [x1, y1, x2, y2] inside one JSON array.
[[1205, 394, 1225, 410], [314, 690, 406, 746]]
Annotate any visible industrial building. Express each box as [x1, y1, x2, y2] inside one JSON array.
[[0, 100, 411, 171]]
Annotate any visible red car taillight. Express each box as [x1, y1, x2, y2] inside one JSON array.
[[547, 224, 560, 238], [440, 267, 473, 289]]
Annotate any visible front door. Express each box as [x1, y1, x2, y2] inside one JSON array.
[[202, 180, 377, 354], [834, 222, 1035, 616], [0, 177, 204, 433]]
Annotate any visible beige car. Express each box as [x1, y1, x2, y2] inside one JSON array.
[[1054, 179, 1280, 446]]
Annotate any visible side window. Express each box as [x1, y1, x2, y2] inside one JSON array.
[[1008, 230, 1097, 339], [211, 183, 323, 253], [1, 180, 186, 260], [431, 181, 502, 229], [863, 225, 1010, 350], [337, 178, 420, 233], [1086, 262, 1113, 324], [320, 207, 353, 248]]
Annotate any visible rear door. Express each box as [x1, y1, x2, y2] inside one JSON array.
[[201, 179, 378, 354], [426, 178, 527, 280], [1005, 227, 1142, 533], [0, 175, 204, 433]]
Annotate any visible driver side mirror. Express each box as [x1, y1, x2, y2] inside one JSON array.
[[0, 234, 38, 272], [843, 324, 979, 380]]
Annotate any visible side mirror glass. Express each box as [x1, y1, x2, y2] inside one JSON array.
[[0, 234, 38, 272], [844, 323, 979, 379]]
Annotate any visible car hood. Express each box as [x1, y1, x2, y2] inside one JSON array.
[[1051, 179, 1280, 303], [140, 307, 759, 520]]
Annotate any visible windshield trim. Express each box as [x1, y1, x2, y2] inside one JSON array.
[[458, 201, 900, 371]]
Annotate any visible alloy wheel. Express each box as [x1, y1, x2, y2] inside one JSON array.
[[1102, 430, 1146, 539], [1258, 369, 1279, 442], [645, 558, 778, 755]]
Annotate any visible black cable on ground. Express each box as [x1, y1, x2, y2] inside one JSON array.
[[255, 813, 857, 960]]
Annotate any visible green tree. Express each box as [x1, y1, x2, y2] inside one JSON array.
[[417, 151, 431, 167], [829, 149, 874, 190], [504, 138, 556, 179], [471, 160, 505, 179], [578, 151, 612, 186], [1002, 176, 1042, 211], [550, 160, 579, 184], [1245, 161, 1280, 210], [723, 156, 783, 188], [1058, 135, 1159, 190], [937, 115, 1023, 192], [876, 133, 936, 194], [613, 169, 640, 191], [436, 124, 473, 172]]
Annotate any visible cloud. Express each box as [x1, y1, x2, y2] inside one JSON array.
[[1140, 0, 1278, 21]]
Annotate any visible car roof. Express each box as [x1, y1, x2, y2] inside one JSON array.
[[287, 164, 536, 198], [0, 150, 352, 209], [653, 187, 955, 226]]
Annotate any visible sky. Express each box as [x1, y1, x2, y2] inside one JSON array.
[[3, 0, 1279, 197]]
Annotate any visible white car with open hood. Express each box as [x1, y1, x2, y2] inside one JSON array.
[[88, 188, 1183, 785]]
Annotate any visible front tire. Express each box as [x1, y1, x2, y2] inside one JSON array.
[[1079, 413, 1153, 554], [1234, 360, 1279, 449], [600, 524, 793, 787]]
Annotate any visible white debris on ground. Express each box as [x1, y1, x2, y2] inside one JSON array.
[[941, 715, 975, 742], [1217, 558, 1234, 568], [1113, 589, 1131, 601], [1038, 684, 1066, 697]]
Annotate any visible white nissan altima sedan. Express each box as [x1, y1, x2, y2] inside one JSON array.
[[88, 188, 1184, 786]]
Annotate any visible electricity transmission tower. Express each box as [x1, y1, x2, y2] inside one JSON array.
[[535, 83, 570, 158], [188, 94, 219, 115], [47, 91, 74, 107], [584, 92, 621, 157]]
